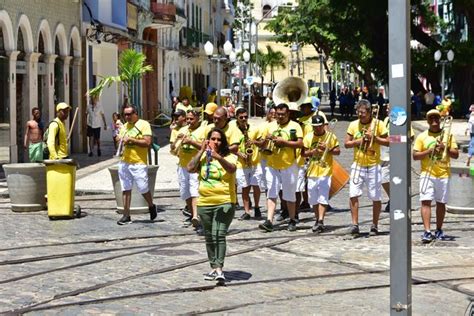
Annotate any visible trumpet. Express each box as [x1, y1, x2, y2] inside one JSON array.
[[352, 104, 380, 184], [306, 119, 337, 175], [420, 115, 453, 193], [261, 128, 282, 155]]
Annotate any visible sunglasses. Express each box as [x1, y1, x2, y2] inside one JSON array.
[[238, 116, 248, 119], [123, 112, 135, 116]]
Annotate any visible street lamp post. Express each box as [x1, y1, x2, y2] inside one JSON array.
[[204, 40, 234, 106], [243, 50, 251, 114], [434, 49, 454, 99]]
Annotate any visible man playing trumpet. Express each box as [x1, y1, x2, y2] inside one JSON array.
[[344, 99, 388, 236], [413, 109, 458, 243], [258, 103, 303, 232], [235, 107, 263, 220], [302, 115, 340, 233]]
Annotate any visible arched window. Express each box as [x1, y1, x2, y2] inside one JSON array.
[[262, 4, 272, 18]]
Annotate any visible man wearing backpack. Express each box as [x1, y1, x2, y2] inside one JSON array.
[[46, 102, 71, 160]]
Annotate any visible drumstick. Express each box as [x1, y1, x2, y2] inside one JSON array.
[[67, 107, 79, 141]]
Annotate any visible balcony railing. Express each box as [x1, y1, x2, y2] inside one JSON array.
[[183, 27, 211, 48], [150, 2, 176, 23]]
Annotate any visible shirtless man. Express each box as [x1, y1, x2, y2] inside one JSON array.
[[24, 107, 44, 162]]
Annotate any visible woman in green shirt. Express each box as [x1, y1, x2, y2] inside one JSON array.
[[187, 127, 237, 285]]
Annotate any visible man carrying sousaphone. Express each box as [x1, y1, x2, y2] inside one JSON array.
[[302, 115, 340, 233], [344, 99, 388, 236], [413, 109, 458, 243], [258, 103, 303, 232]]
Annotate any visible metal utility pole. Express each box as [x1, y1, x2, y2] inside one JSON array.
[[388, 0, 412, 315]]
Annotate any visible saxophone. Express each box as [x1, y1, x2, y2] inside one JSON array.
[[240, 124, 254, 167]]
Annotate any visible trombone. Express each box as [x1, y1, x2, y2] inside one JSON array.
[[306, 119, 337, 175], [420, 115, 453, 193], [352, 105, 380, 184]]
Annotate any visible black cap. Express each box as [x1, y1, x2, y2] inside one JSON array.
[[311, 115, 325, 126]]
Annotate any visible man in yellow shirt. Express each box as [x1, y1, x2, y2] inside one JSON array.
[[47, 102, 71, 160], [205, 107, 241, 153], [344, 99, 388, 236], [235, 107, 263, 220], [413, 109, 458, 243], [258, 103, 303, 232], [117, 105, 157, 225], [302, 115, 340, 233], [176, 97, 193, 112], [171, 110, 207, 228]]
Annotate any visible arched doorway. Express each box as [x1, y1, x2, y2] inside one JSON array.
[[16, 28, 27, 162], [54, 37, 64, 104], [0, 27, 9, 164]]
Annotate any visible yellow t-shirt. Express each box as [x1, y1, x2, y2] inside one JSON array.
[[120, 119, 152, 164], [303, 131, 339, 177], [178, 125, 206, 168], [236, 124, 261, 168], [347, 119, 388, 167], [296, 116, 314, 167], [47, 118, 68, 159], [197, 153, 238, 206], [175, 103, 193, 113], [381, 117, 415, 161], [205, 122, 242, 146], [265, 120, 303, 170], [413, 130, 457, 178]]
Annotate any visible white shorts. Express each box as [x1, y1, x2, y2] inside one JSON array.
[[118, 161, 150, 194], [349, 163, 382, 201], [178, 166, 199, 200], [236, 165, 263, 188], [307, 176, 331, 206], [381, 161, 390, 184], [296, 165, 307, 192], [260, 159, 267, 190], [266, 164, 298, 202], [419, 176, 449, 203]]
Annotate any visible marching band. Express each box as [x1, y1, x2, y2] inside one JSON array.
[[167, 77, 458, 282]]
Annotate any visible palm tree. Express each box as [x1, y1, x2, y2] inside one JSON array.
[[261, 45, 286, 83], [88, 49, 153, 101]]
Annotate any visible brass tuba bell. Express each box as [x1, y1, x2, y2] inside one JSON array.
[[272, 76, 309, 107]]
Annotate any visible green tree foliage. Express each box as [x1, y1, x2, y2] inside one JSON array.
[[265, 0, 474, 110], [88, 49, 153, 100], [259, 45, 286, 82]]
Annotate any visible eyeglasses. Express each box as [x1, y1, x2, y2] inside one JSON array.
[[123, 112, 134, 116], [238, 116, 248, 119]]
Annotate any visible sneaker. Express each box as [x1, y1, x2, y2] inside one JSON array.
[[239, 212, 251, 220], [254, 207, 262, 219], [421, 231, 433, 243], [88, 152, 93, 157], [294, 212, 300, 224], [97, 149, 102, 157], [215, 271, 226, 285], [349, 224, 360, 236], [434, 229, 446, 240], [369, 225, 379, 236], [287, 219, 297, 232], [312, 221, 325, 233], [191, 217, 200, 227], [117, 215, 132, 225], [204, 270, 218, 281], [276, 209, 289, 222], [182, 207, 192, 218], [384, 201, 390, 212], [258, 220, 273, 232], [149, 204, 157, 221]]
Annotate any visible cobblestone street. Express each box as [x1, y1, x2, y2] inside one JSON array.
[[1, 120, 473, 315]]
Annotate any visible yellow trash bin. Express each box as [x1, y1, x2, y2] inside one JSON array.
[[44, 159, 77, 219]]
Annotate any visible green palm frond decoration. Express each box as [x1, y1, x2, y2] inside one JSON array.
[[87, 49, 153, 100]]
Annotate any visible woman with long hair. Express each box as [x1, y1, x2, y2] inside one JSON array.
[[187, 127, 237, 285]]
